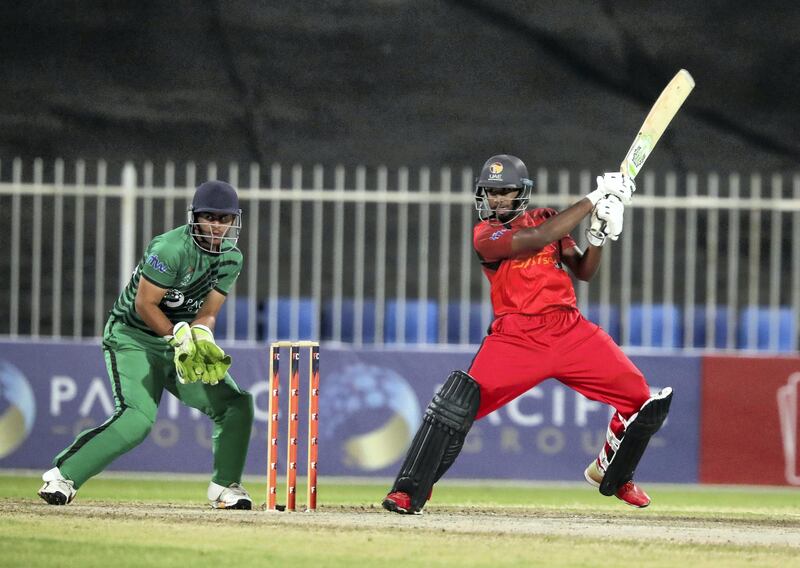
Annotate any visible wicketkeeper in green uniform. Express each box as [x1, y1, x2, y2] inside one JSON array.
[[38, 180, 255, 509]]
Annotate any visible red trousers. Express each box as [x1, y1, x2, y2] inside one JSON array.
[[469, 309, 650, 421]]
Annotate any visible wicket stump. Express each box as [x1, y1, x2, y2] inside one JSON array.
[[267, 341, 320, 512]]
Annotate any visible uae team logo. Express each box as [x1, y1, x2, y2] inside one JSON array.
[[0, 361, 36, 459], [320, 364, 421, 472], [777, 373, 800, 485], [488, 161, 504, 181]]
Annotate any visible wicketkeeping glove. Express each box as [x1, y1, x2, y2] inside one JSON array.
[[165, 322, 197, 384], [586, 172, 636, 206], [191, 325, 232, 385]]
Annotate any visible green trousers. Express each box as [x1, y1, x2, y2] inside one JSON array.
[[53, 319, 254, 489]]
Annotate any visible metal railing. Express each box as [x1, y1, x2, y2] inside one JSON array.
[[0, 157, 798, 352]]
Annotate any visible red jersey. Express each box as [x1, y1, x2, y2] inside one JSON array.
[[473, 208, 578, 316]]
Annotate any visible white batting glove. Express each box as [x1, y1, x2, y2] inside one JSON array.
[[586, 172, 636, 206], [596, 196, 625, 240], [586, 211, 607, 247], [586, 196, 625, 246]]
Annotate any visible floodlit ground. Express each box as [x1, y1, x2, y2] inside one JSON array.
[[2, 473, 800, 567]]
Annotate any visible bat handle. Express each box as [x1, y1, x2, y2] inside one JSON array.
[[587, 224, 607, 242]]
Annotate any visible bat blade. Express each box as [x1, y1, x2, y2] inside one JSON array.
[[620, 69, 695, 179]]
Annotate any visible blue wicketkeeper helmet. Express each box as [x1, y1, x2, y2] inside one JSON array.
[[187, 180, 242, 253]]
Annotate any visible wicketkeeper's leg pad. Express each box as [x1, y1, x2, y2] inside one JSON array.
[[599, 387, 673, 496], [391, 370, 481, 511]]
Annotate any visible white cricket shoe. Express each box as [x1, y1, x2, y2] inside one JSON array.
[[208, 481, 252, 510], [38, 467, 77, 505]]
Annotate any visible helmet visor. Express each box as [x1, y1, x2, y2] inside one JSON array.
[[187, 209, 242, 254], [474, 179, 533, 223]]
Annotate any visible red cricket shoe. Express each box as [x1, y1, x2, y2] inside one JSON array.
[[382, 491, 420, 515], [584, 461, 651, 508], [614, 480, 651, 508]]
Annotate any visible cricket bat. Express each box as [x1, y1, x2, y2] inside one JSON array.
[[590, 69, 694, 241], [620, 68, 695, 179]]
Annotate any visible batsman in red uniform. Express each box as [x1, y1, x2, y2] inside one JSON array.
[[383, 154, 673, 514]]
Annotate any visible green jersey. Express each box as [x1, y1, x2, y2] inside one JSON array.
[[108, 225, 243, 337]]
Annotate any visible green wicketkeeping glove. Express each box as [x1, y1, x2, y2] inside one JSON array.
[[191, 325, 232, 385], [165, 322, 197, 384]]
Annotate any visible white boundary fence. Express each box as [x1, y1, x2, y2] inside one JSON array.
[[0, 158, 798, 352]]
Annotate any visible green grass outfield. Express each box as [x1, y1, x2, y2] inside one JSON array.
[[2, 472, 800, 568]]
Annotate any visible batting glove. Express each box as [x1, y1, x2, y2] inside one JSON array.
[[586, 195, 625, 246], [586, 172, 636, 206], [587, 210, 607, 247], [191, 325, 232, 385], [597, 195, 625, 240], [165, 322, 198, 384]]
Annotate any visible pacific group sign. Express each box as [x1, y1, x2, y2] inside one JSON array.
[[0, 338, 750, 486]]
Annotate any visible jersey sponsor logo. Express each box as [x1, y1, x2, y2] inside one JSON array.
[[510, 249, 562, 270], [489, 229, 508, 241], [162, 289, 204, 313], [163, 290, 185, 308], [147, 254, 170, 274]]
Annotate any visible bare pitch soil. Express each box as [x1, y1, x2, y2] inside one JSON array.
[[7, 500, 800, 549]]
